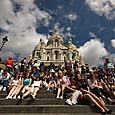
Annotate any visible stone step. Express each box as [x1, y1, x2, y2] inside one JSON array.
[[0, 96, 110, 105], [0, 99, 65, 105], [0, 94, 56, 99], [0, 105, 114, 113], [0, 90, 54, 95], [1, 113, 115, 115]]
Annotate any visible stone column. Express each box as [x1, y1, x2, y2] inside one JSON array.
[[69, 50, 72, 61], [52, 50, 55, 61], [41, 51, 43, 61]]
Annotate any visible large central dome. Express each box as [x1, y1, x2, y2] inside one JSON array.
[[47, 32, 64, 46]]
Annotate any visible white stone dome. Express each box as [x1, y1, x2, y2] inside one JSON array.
[[34, 43, 41, 51], [47, 32, 64, 45], [71, 44, 77, 50]]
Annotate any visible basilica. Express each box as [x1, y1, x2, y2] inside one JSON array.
[[32, 32, 83, 66]]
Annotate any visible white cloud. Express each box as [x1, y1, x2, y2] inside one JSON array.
[[85, 0, 115, 20], [99, 27, 104, 32], [62, 28, 75, 39], [89, 32, 97, 38], [66, 27, 71, 31], [50, 23, 75, 40], [0, 0, 51, 60], [78, 38, 108, 66], [65, 12, 79, 22], [111, 39, 115, 48], [79, 32, 115, 66], [53, 22, 65, 35], [63, 31, 75, 38], [57, 5, 63, 10]]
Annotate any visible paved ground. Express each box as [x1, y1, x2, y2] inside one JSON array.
[[1, 113, 115, 115]]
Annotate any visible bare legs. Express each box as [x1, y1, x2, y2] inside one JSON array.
[[80, 88, 111, 113], [22, 88, 31, 98], [6, 86, 17, 99], [20, 86, 31, 99], [61, 84, 66, 99], [31, 87, 39, 99], [12, 85, 23, 98], [6, 85, 23, 99], [84, 94, 109, 112], [56, 80, 66, 99]]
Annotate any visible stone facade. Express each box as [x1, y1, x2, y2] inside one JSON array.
[[32, 32, 82, 66]]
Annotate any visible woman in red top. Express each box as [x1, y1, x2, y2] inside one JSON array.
[[5, 57, 14, 73]]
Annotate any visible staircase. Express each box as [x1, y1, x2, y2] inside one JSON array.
[[0, 90, 115, 115]]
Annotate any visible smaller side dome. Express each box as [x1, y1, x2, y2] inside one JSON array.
[[34, 38, 46, 50], [67, 38, 77, 50], [34, 43, 41, 51], [71, 44, 77, 50]]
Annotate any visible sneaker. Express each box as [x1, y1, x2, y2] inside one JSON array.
[[13, 96, 17, 99], [47, 88, 49, 91], [8, 96, 12, 99], [3, 87, 6, 91], [30, 94, 35, 100], [72, 101, 77, 105], [66, 99, 72, 105], [6, 96, 10, 99], [32, 95, 35, 99], [56, 96, 59, 99], [60, 96, 63, 99], [17, 95, 20, 99]]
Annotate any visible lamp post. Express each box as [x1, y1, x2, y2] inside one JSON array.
[[0, 36, 8, 52]]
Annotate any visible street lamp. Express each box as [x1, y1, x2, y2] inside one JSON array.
[[0, 36, 8, 52]]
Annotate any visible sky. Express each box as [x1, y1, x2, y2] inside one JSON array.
[[0, 0, 115, 66]]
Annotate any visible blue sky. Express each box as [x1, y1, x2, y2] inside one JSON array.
[[0, 0, 115, 66]]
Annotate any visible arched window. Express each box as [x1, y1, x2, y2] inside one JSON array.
[[55, 50, 58, 60], [63, 52, 66, 60], [55, 39, 59, 47], [47, 56, 49, 61], [72, 53, 76, 59], [38, 52, 41, 59], [36, 52, 39, 56], [63, 52, 66, 55]]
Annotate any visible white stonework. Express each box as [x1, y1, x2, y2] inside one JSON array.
[[32, 32, 82, 66]]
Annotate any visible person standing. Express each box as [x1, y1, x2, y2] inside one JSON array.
[[5, 57, 14, 73]]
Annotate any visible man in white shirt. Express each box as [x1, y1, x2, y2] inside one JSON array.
[[1, 69, 11, 91]]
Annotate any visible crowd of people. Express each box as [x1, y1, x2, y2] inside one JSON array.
[[0, 57, 115, 114]]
